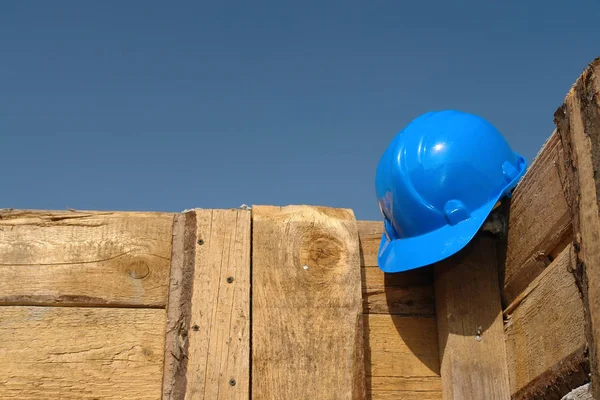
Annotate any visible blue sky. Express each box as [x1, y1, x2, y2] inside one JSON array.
[[1, 1, 599, 220]]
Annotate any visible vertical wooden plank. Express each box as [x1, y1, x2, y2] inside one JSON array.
[[252, 205, 365, 400], [162, 209, 251, 399], [434, 234, 511, 400], [555, 57, 600, 400], [162, 212, 197, 399]]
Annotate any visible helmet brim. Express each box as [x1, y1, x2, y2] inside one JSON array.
[[376, 195, 500, 273]]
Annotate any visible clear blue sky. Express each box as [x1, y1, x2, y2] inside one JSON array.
[[1, 1, 599, 220]]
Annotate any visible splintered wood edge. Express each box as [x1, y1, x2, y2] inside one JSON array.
[[162, 212, 197, 400], [554, 56, 600, 400]]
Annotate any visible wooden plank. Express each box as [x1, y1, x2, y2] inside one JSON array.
[[358, 219, 440, 398], [555, 57, 600, 400], [175, 209, 251, 400], [365, 314, 442, 400], [0, 210, 174, 307], [358, 220, 436, 316], [435, 234, 511, 400], [362, 266, 435, 316], [252, 205, 365, 400], [162, 212, 197, 399], [357, 220, 383, 267], [502, 132, 572, 306], [0, 306, 166, 399], [505, 244, 588, 399]]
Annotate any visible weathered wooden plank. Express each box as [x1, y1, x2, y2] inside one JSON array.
[[435, 234, 511, 400], [362, 265, 435, 316], [162, 212, 197, 400], [252, 205, 365, 400], [555, 57, 600, 400], [366, 390, 442, 400], [0, 306, 166, 399], [502, 132, 572, 306], [365, 314, 442, 400], [367, 376, 442, 393], [175, 209, 252, 400], [358, 220, 436, 316], [357, 220, 383, 236], [505, 245, 588, 399], [0, 210, 174, 307], [358, 220, 440, 398], [357, 221, 383, 268]]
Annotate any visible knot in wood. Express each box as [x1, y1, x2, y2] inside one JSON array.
[[301, 235, 344, 269], [128, 261, 150, 279]]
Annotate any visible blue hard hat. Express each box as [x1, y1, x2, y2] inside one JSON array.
[[375, 110, 527, 273]]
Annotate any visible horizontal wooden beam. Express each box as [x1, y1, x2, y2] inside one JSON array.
[[0, 306, 166, 398], [357, 221, 442, 400], [0, 210, 174, 307], [504, 245, 588, 399], [502, 132, 572, 306], [365, 314, 441, 400], [357, 221, 436, 317]]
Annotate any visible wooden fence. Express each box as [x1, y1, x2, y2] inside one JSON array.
[[0, 57, 599, 399]]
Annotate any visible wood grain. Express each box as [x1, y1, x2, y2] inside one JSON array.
[[435, 234, 511, 400], [555, 57, 600, 400], [357, 221, 383, 268], [358, 221, 436, 316], [0, 306, 166, 399], [502, 132, 572, 306], [0, 210, 174, 307], [162, 212, 197, 400], [252, 205, 364, 400], [365, 314, 442, 400], [362, 266, 435, 316], [358, 219, 440, 399], [182, 209, 251, 400], [505, 245, 588, 399]]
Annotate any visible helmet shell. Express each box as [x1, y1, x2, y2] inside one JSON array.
[[375, 110, 527, 273]]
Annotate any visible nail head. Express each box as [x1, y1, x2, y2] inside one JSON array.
[[227, 276, 234, 283], [192, 324, 199, 331], [229, 378, 236, 386], [197, 239, 204, 245]]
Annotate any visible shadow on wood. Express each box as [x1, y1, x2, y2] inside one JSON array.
[[358, 226, 442, 400], [434, 233, 511, 399], [383, 266, 440, 375]]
